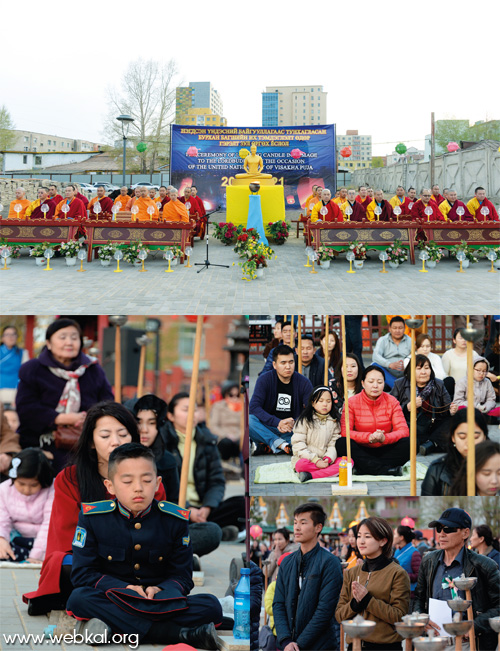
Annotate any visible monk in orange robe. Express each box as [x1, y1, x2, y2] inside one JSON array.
[[8, 188, 31, 219], [133, 186, 159, 221], [113, 187, 131, 212], [25, 187, 56, 219], [333, 187, 348, 206], [126, 187, 142, 210], [162, 189, 190, 222], [88, 185, 114, 219], [54, 185, 87, 220], [48, 184, 63, 205]]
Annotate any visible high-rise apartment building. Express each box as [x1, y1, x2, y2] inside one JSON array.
[[261, 86, 327, 126], [337, 130, 372, 169], [7, 130, 101, 153], [175, 82, 226, 125]]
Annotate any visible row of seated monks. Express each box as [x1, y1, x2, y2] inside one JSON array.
[[5, 184, 207, 238], [302, 183, 499, 223]]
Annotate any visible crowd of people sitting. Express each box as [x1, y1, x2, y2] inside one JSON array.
[[255, 503, 499, 651], [301, 183, 499, 222], [249, 316, 500, 494], [0, 318, 244, 647], [4, 183, 208, 237]]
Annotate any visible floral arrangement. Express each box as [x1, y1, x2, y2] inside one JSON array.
[[0, 240, 21, 259], [266, 220, 290, 244], [161, 245, 182, 259], [123, 241, 149, 264], [238, 241, 274, 280], [60, 239, 83, 258], [478, 245, 500, 259], [450, 240, 479, 264], [317, 245, 336, 262], [29, 242, 52, 258], [385, 240, 408, 264], [345, 240, 367, 260], [213, 221, 238, 245], [233, 227, 260, 255], [416, 239, 444, 262], [97, 241, 117, 261]]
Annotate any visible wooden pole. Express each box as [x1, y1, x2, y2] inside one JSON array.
[[422, 316, 428, 334], [290, 316, 294, 358], [410, 326, 417, 496], [137, 344, 146, 398], [466, 339, 475, 496], [341, 315, 351, 464], [204, 377, 210, 428], [324, 315, 329, 386], [466, 589, 476, 651], [114, 325, 121, 403], [297, 315, 302, 374], [178, 315, 204, 509], [430, 111, 435, 189]]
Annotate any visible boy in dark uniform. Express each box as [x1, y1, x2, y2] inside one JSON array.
[[63, 443, 223, 649]]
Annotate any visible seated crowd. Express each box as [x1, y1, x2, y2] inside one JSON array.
[[301, 183, 499, 223], [259, 502, 499, 651], [250, 316, 500, 494], [0, 318, 244, 648]]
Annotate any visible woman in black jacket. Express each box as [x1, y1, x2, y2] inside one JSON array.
[[165, 393, 245, 555], [391, 354, 458, 456], [420, 409, 490, 495]]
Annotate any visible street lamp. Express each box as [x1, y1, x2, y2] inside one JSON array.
[[116, 114, 134, 187]]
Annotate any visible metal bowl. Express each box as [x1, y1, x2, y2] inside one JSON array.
[[249, 183, 261, 194], [447, 598, 471, 612], [395, 622, 426, 639], [453, 576, 477, 591], [409, 614, 430, 626], [413, 636, 448, 650], [341, 619, 376, 639], [489, 617, 500, 633], [443, 621, 473, 637]]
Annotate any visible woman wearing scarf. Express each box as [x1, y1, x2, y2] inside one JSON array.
[[16, 319, 113, 471], [0, 326, 29, 406], [391, 354, 457, 457]]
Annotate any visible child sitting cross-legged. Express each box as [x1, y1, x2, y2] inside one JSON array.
[[61, 442, 223, 648]]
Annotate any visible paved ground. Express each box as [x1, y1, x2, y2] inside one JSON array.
[[2, 212, 498, 315], [248, 355, 500, 497]]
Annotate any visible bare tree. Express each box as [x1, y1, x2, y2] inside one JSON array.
[[0, 105, 16, 166], [103, 58, 179, 174]]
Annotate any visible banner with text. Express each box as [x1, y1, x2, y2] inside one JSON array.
[[170, 124, 336, 212]]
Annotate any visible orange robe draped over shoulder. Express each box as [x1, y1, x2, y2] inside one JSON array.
[[8, 199, 31, 219], [162, 199, 189, 222], [133, 196, 159, 221]]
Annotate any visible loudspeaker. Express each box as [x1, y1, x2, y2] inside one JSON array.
[[101, 327, 143, 386]]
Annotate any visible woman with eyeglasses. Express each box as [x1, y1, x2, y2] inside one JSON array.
[[336, 516, 410, 650], [420, 409, 490, 496], [209, 383, 242, 460]]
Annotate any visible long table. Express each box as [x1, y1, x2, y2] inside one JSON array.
[[0, 219, 79, 245], [421, 221, 500, 250]]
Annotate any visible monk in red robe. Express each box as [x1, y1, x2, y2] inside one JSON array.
[[25, 187, 56, 219], [311, 189, 343, 222], [157, 186, 171, 210], [163, 188, 190, 222], [467, 186, 499, 221], [54, 185, 87, 220], [366, 190, 394, 221], [431, 184, 445, 205], [190, 185, 207, 238], [8, 187, 31, 219], [389, 186, 413, 218], [439, 190, 472, 221], [341, 189, 366, 221], [75, 189, 89, 209], [411, 189, 444, 221], [113, 186, 130, 213], [355, 185, 372, 212], [88, 185, 113, 219], [48, 184, 63, 206]]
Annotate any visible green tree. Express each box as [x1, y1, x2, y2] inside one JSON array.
[[371, 157, 384, 168], [435, 120, 470, 151], [0, 105, 16, 166]]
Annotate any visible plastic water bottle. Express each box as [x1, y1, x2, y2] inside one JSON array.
[[339, 456, 348, 486], [233, 567, 250, 640]]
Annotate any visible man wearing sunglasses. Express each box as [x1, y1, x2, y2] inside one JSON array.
[[413, 508, 499, 650]]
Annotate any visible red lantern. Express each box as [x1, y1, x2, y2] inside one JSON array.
[[184, 316, 209, 323], [401, 517, 415, 528], [447, 142, 460, 153], [250, 524, 263, 540], [340, 146, 352, 158]]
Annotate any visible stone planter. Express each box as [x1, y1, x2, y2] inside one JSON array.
[[133, 259, 142, 267], [427, 260, 437, 268], [389, 261, 399, 269], [35, 257, 45, 266], [171, 258, 178, 266], [320, 260, 331, 269], [256, 267, 264, 278], [65, 257, 77, 266], [100, 259, 111, 267], [353, 260, 364, 269]]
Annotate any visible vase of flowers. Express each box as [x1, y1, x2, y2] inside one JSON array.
[[213, 222, 238, 245], [266, 220, 290, 245], [318, 245, 335, 269], [416, 240, 444, 267], [30, 242, 51, 265], [345, 240, 367, 268], [123, 241, 149, 264], [385, 240, 408, 268], [98, 241, 116, 266], [450, 240, 479, 267], [233, 228, 260, 256], [238, 241, 274, 280], [60, 239, 83, 265]]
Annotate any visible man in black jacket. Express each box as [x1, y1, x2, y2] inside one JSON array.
[[298, 335, 327, 388], [274, 503, 342, 651], [413, 508, 499, 651]]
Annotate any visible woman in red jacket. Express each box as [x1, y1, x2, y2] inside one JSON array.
[[339, 366, 410, 476], [23, 402, 166, 615]]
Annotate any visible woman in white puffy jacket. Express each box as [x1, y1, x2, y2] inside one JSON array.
[[291, 385, 348, 482]]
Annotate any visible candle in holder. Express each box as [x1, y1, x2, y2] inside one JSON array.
[[345, 205, 353, 221], [14, 203, 23, 218], [156, 201, 162, 211], [346, 250, 356, 274], [43, 247, 54, 271], [374, 206, 382, 221], [0, 247, 11, 271], [77, 247, 86, 272], [304, 246, 312, 268], [486, 249, 497, 273], [147, 205, 155, 221], [41, 203, 50, 218], [419, 250, 429, 273], [456, 250, 466, 273], [309, 202, 316, 213], [309, 250, 318, 274], [138, 248, 148, 272], [408, 201, 414, 211], [0, 203, 4, 213], [113, 249, 124, 273], [61, 203, 70, 219], [164, 249, 174, 273], [185, 201, 191, 214], [319, 206, 328, 220], [456, 206, 465, 221], [480, 206, 490, 220], [424, 206, 433, 222], [111, 205, 119, 222], [93, 201, 102, 219], [378, 251, 388, 273], [185, 245, 193, 268], [131, 205, 139, 221], [393, 205, 401, 221]]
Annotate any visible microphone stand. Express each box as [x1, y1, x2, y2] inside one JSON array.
[[195, 206, 230, 273]]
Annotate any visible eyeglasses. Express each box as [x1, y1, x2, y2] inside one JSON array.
[[435, 525, 458, 534], [228, 392, 239, 398]]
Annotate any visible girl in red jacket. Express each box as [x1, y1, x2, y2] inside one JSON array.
[[339, 366, 410, 476]]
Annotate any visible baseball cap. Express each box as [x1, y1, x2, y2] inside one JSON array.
[[429, 508, 471, 530], [414, 530, 424, 540]]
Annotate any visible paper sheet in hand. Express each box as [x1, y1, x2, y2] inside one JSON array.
[[429, 598, 452, 637]]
